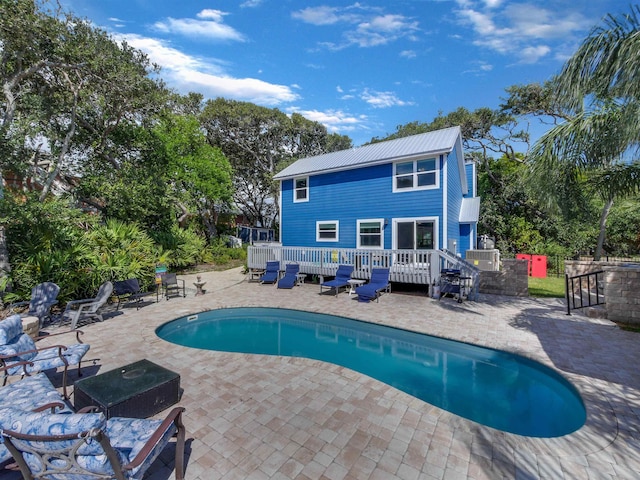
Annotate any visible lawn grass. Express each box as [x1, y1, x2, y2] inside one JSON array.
[[528, 276, 566, 298]]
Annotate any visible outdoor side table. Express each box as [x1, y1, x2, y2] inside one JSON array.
[[74, 359, 180, 419], [347, 279, 366, 296]]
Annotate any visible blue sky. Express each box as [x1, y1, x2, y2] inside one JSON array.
[[63, 0, 625, 146]]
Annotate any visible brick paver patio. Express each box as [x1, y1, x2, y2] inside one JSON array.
[[8, 267, 640, 479]]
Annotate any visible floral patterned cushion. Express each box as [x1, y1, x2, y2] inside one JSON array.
[[0, 312, 90, 375], [0, 373, 71, 463], [106, 416, 176, 479], [0, 408, 125, 476], [0, 409, 177, 479], [0, 315, 24, 344], [0, 315, 37, 362]]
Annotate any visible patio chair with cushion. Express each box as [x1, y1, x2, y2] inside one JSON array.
[[9, 282, 60, 328], [259, 261, 280, 284], [355, 268, 391, 303], [61, 281, 113, 330], [112, 278, 148, 310], [320, 264, 354, 296], [277, 263, 300, 289], [162, 273, 186, 300], [0, 361, 73, 464], [0, 406, 186, 480], [0, 314, 89, 399]]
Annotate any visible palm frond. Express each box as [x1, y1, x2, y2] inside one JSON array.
[[556, 5, 640, 105]]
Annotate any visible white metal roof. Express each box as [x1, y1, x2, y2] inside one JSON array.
[[459, 196, 481, 223], [274, 126, 462, 180]]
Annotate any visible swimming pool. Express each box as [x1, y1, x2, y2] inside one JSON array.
[[156, 307, 586, 437]]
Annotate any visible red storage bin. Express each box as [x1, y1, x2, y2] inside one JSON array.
[[531, 255, 547, 278]]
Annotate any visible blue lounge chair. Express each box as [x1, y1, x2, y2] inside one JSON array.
[[260, 261, 280, 284], [320, 265, 354, 296], [277, 263, 300, 289], [356, 268, 390, 303]]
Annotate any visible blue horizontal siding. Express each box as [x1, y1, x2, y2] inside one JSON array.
[[281, 163, 445, 248]]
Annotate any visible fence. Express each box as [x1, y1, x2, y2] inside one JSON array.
[[247, 245, 481, 300], [510, 255, 640, 278]]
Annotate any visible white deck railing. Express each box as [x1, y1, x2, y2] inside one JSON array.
[[248, 245, 480, 299]]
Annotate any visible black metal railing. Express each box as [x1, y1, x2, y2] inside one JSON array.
[[565, 271, 605, 315]]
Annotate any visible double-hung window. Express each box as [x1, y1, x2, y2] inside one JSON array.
[[316, 221, 339, 242], [357, 219, 384, 248], [393, 157, 438, 191], [294, 176, 309, 202]]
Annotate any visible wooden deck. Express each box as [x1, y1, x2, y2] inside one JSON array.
[[247, 245, 480, 299]]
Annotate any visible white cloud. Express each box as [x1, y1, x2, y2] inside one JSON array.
[[240, 0, 263, 7], [116, 34, 298, 105], [400, 50, 417, 59], [360, 89, 414, 108], [287, 108, 367, 133], [454, 0, 590, 64], [153, 10, 245, 42], [292, 6, 420, 49], [519, 45, 551, 64], [291, 6, 344, 26]]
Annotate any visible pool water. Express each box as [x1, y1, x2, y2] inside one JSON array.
[[156, 307, 586, 437]]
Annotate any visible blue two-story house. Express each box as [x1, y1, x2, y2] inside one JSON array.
[[247, 126, 480, 289], [273, 126, 480, 259]]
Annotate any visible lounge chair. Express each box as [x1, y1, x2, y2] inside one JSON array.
[[162, 273, 186, 300], [320, 264, 354, 296], [61, 281, 114, 330], [9, 282, 60, 328], [355, 268, 391, 303], [277, 263, 300, 289], [0, 314, 89, 399], [0, 406, 186, 480], [259, 261, 280, 284], [112, 278, 148, 310]]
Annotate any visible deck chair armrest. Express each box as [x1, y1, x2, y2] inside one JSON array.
[[35, 329, 85, 344], [64, 298, 97, 309], [0, 360, 35, 376], [32, 402, 67, 413], [123, 407, 186, 472], [0, 345, 68, 361]]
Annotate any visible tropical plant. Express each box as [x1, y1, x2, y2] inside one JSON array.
[[524, 6, 640, 260]]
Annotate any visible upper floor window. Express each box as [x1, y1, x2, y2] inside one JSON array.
[[294, 176, 309, 202], [393, 158, 438, 192], [316, 221, 339, 242], [357, 219, 384, 248]]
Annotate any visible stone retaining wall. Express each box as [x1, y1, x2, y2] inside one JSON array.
[[565, 260, 640, 324], [564, 260, 632, 278], [603, 264, 640, 324], [479, 259, 529, 296]]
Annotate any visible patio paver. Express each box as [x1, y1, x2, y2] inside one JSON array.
[[7, 266, 640, 480]]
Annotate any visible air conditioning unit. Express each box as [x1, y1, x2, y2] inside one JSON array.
[[465, 249, 500, 271]]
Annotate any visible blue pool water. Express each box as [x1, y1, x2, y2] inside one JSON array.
[[156, 307, 586, 437]]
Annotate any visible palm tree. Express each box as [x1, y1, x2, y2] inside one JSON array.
[[529, 7, 640, 260], [530, 102, 640, 259]]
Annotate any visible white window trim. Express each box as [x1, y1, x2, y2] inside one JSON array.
[[357, 218, 385, 249], [293, 176, 309, 203], [392, 157, 439, 193], [391, 217, 439, 250], [316, 220, 339, 242]]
